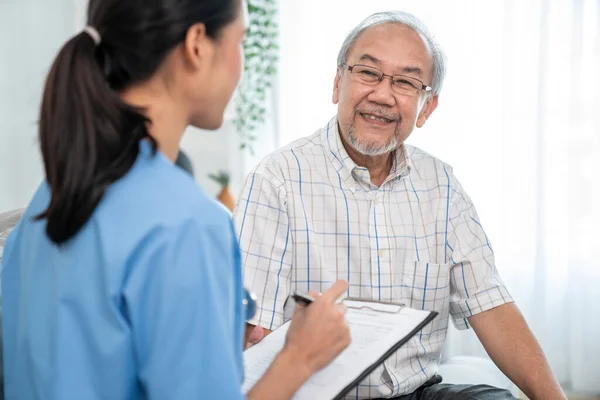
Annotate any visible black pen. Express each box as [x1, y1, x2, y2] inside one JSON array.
[[292, 291, 315, 306]]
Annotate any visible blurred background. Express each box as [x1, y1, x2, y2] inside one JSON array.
[[1, 0, 599, 397]]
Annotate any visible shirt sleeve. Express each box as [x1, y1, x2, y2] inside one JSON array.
[[446, 177, 514, 330], [122, 216, 245, 400], [233, 166, 293, 331]]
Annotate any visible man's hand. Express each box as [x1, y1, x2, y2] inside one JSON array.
[[245, 324, 270, 349], [244, 290, 322, 349]]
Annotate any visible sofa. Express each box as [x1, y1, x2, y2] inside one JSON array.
[[0, 208, 24, 261]]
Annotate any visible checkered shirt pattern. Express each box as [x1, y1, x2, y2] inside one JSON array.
[[234, 116, 513, 398]]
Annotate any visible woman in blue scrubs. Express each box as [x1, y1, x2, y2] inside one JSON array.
[[0, 0, 350, 398]]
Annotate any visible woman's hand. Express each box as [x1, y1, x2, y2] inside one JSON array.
[[283, 281, 351, 374], [247, 281, 351, 400]]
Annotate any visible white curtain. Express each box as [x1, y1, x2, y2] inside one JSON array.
[[277, 0, 600, 393]]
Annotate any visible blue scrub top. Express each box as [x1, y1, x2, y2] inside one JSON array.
[[1, 141, 246, 399]]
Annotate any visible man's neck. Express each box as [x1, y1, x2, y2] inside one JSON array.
[[340, 137, 394, 188]]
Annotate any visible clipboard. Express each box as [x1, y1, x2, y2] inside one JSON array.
[[243, 296, 438, 399], [333, 298, 438, 400], [343, 297, 406, 312], [290, 291, 405, 312]]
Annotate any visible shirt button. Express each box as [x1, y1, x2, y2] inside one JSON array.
[[378, 250, 386, 257]]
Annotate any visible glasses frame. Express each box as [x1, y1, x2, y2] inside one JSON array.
[[341, 63, 433, 94]]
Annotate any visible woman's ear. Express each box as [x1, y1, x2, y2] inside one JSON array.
[[183, 23, 210, 70]]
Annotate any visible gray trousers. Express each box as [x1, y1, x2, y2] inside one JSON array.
[[385, 375, 518, 400]]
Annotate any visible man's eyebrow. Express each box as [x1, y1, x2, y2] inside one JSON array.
[[401, 66, 423, 77], [357, 54, 424, 77], [358, 53, 380, 64]]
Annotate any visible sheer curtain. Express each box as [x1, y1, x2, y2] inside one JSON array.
[[277, 0, 600, 393]]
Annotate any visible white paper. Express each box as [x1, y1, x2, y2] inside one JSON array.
[[242, 301, 433, 399]]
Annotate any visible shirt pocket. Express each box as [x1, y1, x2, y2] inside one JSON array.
[[394, 260, 451, 313]]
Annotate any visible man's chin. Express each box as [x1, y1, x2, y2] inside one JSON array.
[[349, 139, 398, 157]]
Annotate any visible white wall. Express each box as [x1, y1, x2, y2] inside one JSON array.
[[276, 1, 509, 275], [0, 0, 255, 211], [0, 0, 77, 212], [179, 110, 252, 199], [277, 0, 506, 209]]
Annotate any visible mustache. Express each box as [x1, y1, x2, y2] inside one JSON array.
[[354, 106, 400, 122]]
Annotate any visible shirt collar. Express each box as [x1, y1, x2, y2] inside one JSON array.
[[322, 115, 412, 190]]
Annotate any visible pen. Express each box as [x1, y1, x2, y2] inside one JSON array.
[[292, 291, 315, 306]]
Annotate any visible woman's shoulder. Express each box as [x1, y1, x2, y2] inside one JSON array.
[[85, 158, 233, 268], [105, 160, 227, 227]]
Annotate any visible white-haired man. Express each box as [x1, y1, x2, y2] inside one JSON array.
[[234, 11, 565, 400]]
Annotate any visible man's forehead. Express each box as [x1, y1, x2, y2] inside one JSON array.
[[357, 53, 425, 78], [347, 23, 433, 74]]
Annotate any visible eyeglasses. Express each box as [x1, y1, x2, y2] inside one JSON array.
[[341, 63, 432, 96]]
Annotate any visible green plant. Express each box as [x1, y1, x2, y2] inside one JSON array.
[[234, 0, 279, 153], [208, 170, 230, 188]]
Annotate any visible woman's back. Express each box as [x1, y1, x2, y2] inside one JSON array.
[[1, 142, 245, 399], [0, 0, 353, 397]]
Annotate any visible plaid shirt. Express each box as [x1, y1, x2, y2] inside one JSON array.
[[234, 117, 513, 398]]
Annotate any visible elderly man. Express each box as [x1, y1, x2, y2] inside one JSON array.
[[234, 11, 564, 400]]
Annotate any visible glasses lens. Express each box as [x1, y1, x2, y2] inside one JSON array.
[[352, 65, 382, 84], [392, 75, 422, 96]]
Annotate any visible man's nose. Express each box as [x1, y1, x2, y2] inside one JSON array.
[[367, 77, 396, 107]]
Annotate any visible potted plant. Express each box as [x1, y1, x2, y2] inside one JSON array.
[[208, 170, 236, 212]]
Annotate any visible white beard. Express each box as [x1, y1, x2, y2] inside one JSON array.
[[346, 125, 400, 156]]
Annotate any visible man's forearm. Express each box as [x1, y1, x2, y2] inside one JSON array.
[[469, 302, 566, 399]]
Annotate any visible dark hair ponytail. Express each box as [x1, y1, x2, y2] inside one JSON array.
[[37, 32, 151, 244], [37, 0, 239, 244]]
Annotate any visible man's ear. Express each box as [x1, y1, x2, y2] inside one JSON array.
[[332, 70, 342, 104], [416, 94, 439, 128], [182, 22, 210, 70]]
